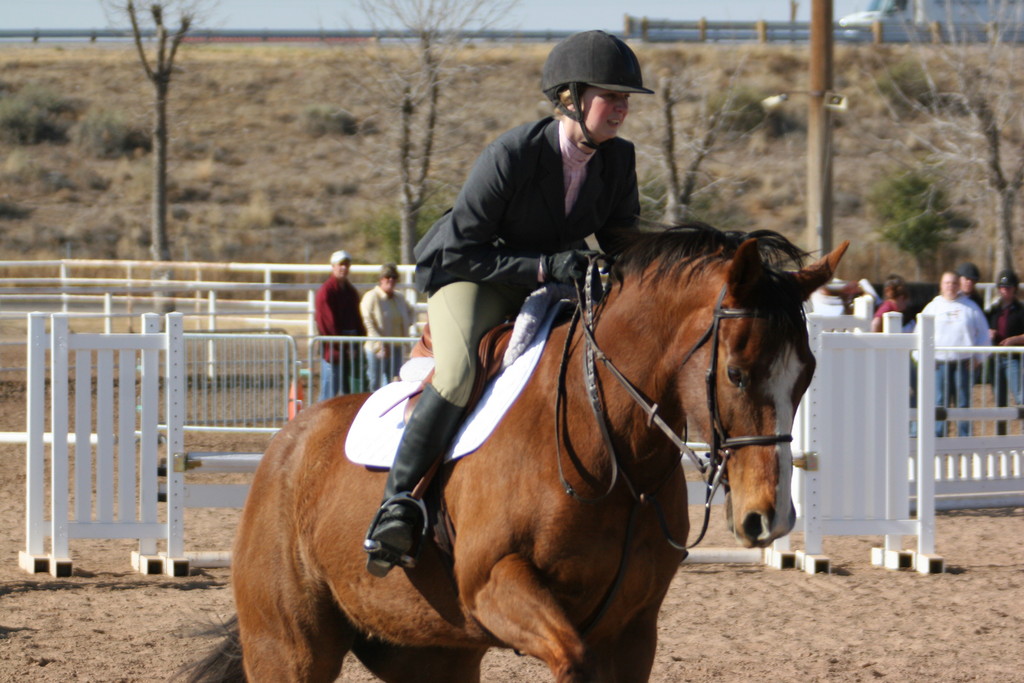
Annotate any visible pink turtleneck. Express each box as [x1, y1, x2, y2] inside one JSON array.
[[558, 118, 596, 216]]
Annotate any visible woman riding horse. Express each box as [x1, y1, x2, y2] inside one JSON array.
[[364, 30, 655, 577], [186, 226, 848, 683]]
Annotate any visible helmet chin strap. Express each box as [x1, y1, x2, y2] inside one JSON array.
[[557, 83, 599, 149]]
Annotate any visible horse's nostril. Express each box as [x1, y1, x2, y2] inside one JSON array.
[[742, 512, 769, 541]]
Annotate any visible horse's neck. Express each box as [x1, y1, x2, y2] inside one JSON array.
[[570, 277, 711, 466]]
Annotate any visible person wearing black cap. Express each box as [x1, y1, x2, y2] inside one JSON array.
[[362, 31, 653, 577], [956, 261, 984, 310], [986, 269, 1024, 434]]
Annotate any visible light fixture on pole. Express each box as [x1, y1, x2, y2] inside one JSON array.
[[760, 91, 848, 113]]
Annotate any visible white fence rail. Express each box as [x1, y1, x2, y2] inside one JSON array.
[[14, 310, 1024, 576], [184, 332, 301, 432]]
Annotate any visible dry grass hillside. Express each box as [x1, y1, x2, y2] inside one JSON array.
[[0, 40, 1014, 282]]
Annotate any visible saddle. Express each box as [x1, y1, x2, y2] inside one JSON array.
[[402, 320, 516, 422]]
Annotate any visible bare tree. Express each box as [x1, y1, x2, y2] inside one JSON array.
[[874, 19, 1024, 276], [353, 0, 518, 264], [103, 1, 207, 263], [647, 58, 763, 225], [657, 73, 725, 224]]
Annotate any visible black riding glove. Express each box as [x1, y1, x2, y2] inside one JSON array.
[[542, 250, 598, 284]]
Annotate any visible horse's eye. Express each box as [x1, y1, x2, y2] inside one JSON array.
[[727, 366, 747, 388]]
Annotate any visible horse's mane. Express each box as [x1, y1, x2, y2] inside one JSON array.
[[610, 222, 806, 282], [608, 222, 811, 328]]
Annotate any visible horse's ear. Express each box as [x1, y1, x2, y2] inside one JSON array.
[[792, 240, 850, 300], [726, 238, 763, 302]]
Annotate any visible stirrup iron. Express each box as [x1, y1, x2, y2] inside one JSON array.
[[363, 494, 429, 576]]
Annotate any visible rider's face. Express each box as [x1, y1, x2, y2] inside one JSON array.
[[579, 87, 630, 145]]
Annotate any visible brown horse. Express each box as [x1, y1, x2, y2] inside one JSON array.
[[184, 225, 847, 683]]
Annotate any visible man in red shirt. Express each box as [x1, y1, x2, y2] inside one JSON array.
[[315, 250, 366, 400]]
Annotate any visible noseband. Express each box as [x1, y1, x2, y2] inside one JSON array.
[[555, 268, 793, 549]]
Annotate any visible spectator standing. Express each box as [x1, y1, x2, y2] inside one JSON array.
[[315, 250, 366, 400], [870, 274, 910, 333], [986, 270, 1024, 435], [360, 263, 415, 391], [956, 261, 984, 310], [920, 271, 989, 436], [808, 278, 863, 315]]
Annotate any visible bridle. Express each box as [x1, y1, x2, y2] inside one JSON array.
[[551, 254, 801, 638], [554, 260, 794, 550]]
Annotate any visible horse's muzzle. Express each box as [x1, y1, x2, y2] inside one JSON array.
[[725, 494, 796, 547]]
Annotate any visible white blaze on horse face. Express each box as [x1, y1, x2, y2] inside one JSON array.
[[766, 343, 801, 538]]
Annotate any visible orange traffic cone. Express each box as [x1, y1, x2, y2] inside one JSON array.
[[288, 379, 304, 420]]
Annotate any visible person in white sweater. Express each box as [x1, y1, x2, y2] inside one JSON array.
[[360, 263, 416, 391], [920, 271, 989, 436]]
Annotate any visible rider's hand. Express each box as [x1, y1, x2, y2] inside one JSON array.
[[542, 250, 597, 284]]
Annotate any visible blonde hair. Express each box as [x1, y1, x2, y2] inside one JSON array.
[[554, 87, 588, 119]]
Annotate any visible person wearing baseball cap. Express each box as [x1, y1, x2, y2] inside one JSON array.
[[986, 269, 1024, 434], [359, 263, 415, 391], [363, 31, 654, 577], [956, 261, 984, 310], [315, 249, 365, 400]]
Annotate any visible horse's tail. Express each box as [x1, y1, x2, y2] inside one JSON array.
[[175, 614, 245, 683]]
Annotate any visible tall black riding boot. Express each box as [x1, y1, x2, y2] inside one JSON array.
[[364, 384, 464, 577]]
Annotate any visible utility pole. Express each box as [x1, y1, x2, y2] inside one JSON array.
[[807, 0, 834, 257]]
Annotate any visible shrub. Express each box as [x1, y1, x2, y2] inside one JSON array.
[[877, 59, 934, 113], [0, 199, 31, 219], [0, 84, 79, 144], [234, 190, 277, 231], [353, 200, 449, 262], [301, 105, 359, 137], [71, 109, 150, 158], [869, 167, 966, 268]]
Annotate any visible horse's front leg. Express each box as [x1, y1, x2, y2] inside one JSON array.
[[465, 553, 592, 682], [590, 603, 660, 683]]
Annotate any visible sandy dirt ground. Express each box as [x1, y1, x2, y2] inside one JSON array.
[[0, 375, 1022, 683]]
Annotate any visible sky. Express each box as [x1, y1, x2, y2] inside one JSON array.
[[6, 0, 871, 32]]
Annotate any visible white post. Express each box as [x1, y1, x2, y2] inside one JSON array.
[[24, 314, 47, 557], [207, 290, 217, 332], [126, 264, 134, 326], [206, 291, 217, 381], [104, 292, 113, 334], [852, 294, 873, 319], [163, 313, 187, 575], [263, 268, 273, 330], [801, 319, 825, 558], [59, 262, 69, 313], [915, 315, 937, 557], [138, 314, 161, 557], [50, 315, 70, 564], [884, 312, 909, 555], [307, 289, 316, 338]]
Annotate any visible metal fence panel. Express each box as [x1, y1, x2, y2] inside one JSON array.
[[183, 333, 299, 432]]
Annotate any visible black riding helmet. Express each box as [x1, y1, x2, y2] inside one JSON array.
[[541, 30, 653, 148]]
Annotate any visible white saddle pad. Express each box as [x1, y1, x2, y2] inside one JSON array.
[[344, 300, 565, 468]]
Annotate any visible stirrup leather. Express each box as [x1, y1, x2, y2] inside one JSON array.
[[363, 493, 429, 575]]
